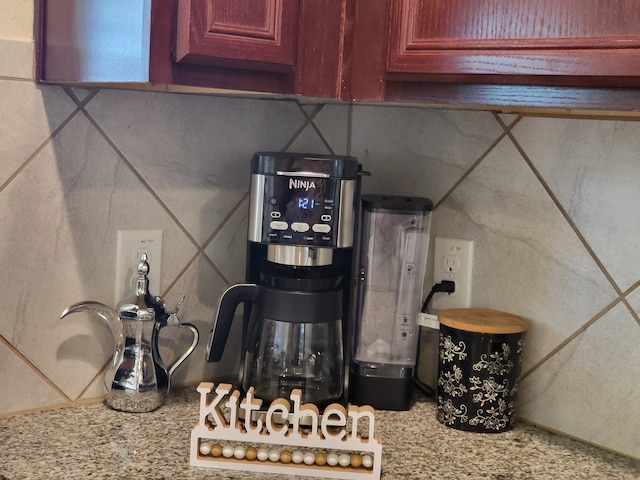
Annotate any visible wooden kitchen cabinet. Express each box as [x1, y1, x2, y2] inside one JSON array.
[[348, 0, 640, 110], [37, 0, 640, 111], [37, 0, 347, 98], [169, 0, 348, 97]]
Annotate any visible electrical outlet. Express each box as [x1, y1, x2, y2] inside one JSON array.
[[432, 236, 473, 311], [115, 229, 163, 306]]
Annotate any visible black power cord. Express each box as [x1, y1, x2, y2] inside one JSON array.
[[420, 280, 456, 314], [414, 280, 457, 398]]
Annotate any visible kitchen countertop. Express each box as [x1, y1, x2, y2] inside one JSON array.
[[1, 387, 638, 480]]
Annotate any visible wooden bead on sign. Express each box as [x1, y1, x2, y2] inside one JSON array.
[[269, 449, 281, 462], [280, 450, 291, 464], [327, 452, 339, 466], [211, 443, 222, 457], [222, 445, 234, 458], [245, 446, 257, 461], [257, 448, 269, 461], [292, 450, 304, 464], [234, 446, 245, 459]]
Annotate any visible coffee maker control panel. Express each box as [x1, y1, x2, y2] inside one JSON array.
[[248, 153, 359, 249], [259, 176, 344, 247]]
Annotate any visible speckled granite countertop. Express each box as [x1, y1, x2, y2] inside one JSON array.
[[1, 388, 638, 480]]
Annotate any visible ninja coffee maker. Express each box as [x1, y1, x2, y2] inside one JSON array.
[[206, 152, 361, 409]]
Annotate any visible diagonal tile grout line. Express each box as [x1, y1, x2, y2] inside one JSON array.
[[0, 98, 86, 195], [506, 126, 624, 298], [506, 116, 638, 376], [493, 111, 524, 132], [75, 360, 110, 401], [1, 87, 111, 407], [77, 98, 202, 253], [164, 190, 253, 295], [0, 334, 72, 403], [433, 112, 516, 210], [620, 279, 640, 327], [280, 104, 317, 152], [68, 88, 217, 299], [296, 103, 336, 155], [520, 295, 623, 381], [62, 85, 100, 110], [286, 103, 329, 152], [199, 190, 250, 257], [202, 191, 251, 283]]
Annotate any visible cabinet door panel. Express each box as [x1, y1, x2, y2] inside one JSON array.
[[388, 0, 640, 76], [175, 0, 298, 72]]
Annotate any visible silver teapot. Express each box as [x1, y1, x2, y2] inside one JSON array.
[[61, 255, 199, 413]]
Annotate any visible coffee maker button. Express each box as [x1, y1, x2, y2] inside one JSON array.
[[270, 211, 281, 219], [291, 222, 310, 232], [312, 224, 331, 233], [321, 214, 332, 222], [270, 221, 288, 230]]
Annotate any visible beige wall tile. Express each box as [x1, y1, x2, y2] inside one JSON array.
[[518, 302, 640, 458]]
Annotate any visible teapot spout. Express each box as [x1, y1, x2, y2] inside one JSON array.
[[60, 301, 124, 350]]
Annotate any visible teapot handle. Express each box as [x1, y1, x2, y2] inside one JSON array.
[[162, 322, 199, 379]]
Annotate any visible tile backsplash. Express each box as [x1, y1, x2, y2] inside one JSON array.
[[1, 45, 639, 461]]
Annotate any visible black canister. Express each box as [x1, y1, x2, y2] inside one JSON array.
[[436, 308, 529, 433]]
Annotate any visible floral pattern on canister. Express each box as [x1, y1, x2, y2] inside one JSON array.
[[436, 322, 526, 433], [439, 335, 467, 362], [472, 343, 514, 375], [437, 365, 468, 398]]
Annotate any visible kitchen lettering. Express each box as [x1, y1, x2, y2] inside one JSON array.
[[196, 382, 375, 442]]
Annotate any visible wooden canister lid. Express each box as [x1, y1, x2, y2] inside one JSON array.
[[438, 308, 529, 334]]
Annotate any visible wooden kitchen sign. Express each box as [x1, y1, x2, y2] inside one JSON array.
[[190, 382, 382, 479]]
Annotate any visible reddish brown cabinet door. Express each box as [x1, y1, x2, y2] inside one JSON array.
[[387, 0, 640, 79], [349, 0, 640, 109], [175, 0, 298, 73], [170, 0, 348, 97]]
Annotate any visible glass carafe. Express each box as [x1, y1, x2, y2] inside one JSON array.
[[207, 284, 344, 408], [244, 317, 343, 407]]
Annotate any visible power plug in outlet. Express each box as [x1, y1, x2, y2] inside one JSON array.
[[115, 229, 163, 306], [432, 236, 473, 311]]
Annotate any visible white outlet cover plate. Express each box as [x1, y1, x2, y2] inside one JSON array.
[[432, 236, 473, 311], [115, 229, 162, 306]]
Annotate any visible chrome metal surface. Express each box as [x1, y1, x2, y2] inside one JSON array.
[[267, 245, 333, 266], [60, 300, 199, 413], [336, 179, 357, 248], [248, 173, 265, 242], [276, 170, 331, 178]]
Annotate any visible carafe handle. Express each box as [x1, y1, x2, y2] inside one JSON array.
[[207, 283, 259, 362]]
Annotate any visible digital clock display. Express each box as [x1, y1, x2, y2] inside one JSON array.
[[297, 197, 316, 209]]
